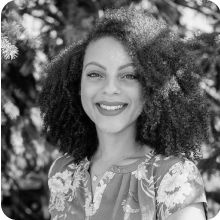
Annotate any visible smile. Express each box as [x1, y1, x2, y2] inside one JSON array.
[[99, 104, 124, 111], [96, 102, 128, 116]]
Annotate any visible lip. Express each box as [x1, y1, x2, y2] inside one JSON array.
[[95, 101, 128, 116], [97, 101, 127, 106]]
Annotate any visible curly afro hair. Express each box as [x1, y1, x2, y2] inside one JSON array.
[[37, 7, 209, 164]]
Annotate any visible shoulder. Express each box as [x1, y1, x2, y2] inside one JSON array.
[[146, 154, 204, 189], [151, 154, 183, 173], [152, 155, 207, 220], [149, 154, 198, 177], [48, 153, 76, 178]]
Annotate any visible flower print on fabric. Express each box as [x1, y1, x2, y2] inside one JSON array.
[[48, 161, 86, 219], [121, 191, 140, 220], [129, 153, 160, 220], [132, 154, 159, 199], [48, 153, 207, 220], [156, 160, 205, 220], [49, 170, 73, 212], [84, 171, 115, 219]]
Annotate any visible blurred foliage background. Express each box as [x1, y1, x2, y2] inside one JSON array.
[[1, 0, 220, 219]]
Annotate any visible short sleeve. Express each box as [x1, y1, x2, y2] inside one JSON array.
[[156, 159, 207, 220], [47, 153, 74, 220]]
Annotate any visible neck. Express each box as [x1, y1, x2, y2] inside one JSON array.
[[94, 123, 139, 161]]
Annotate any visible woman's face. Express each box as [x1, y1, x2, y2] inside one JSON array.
[[81, 37, 142, 134]]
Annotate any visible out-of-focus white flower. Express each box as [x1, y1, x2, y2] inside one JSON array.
[[32, 139, 45, 155], [10, 127, 25, 154], [3, 100, 20, 119], [30, 107, 42, 130], [33, 51, 48, 81]]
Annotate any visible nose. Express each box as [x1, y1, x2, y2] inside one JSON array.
[[101, 77, 122, 95]]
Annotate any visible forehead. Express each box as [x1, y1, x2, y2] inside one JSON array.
[[83, 37, 132, 65]]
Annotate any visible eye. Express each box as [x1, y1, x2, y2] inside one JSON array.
[[122, 74, 137, 80], [87, 72, 102, 78]]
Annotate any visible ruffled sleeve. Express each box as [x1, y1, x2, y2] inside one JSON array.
[[156, 159, 207, 220]]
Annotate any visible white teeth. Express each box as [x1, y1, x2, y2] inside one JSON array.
[[99, 104, 124, 111]]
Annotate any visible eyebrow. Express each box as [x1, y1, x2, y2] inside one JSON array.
[[84, 62, 133, 71]]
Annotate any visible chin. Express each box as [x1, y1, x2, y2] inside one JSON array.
[[98, 123, 125, 134]]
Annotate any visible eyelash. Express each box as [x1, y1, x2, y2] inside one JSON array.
[[87, 72, 137, 80], [122, 74, 137, 79], [87, 72, 102, 78]]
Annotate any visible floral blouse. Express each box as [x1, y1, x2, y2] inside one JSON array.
[[48, 151, 207, 220]]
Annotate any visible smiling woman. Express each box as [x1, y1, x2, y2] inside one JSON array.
[[81, 37, 142, 134], [37, 7, 209, 220]]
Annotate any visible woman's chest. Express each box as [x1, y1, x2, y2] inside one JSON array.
[[49, 168, 157, 220]]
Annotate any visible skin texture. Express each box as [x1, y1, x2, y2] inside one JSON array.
[[81, 37, 142, 135], [167, 203, 206, 220], [81, 36, 147, 195]]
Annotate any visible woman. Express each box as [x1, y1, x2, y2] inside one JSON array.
[[37, 7, 209, 220]]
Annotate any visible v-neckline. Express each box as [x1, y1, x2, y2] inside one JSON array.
[[88, 166, 102, 199], [82, 151, 155, 203], [70, 151, 155, 217], [83, 168, 115, 216], [88, 167, 115, 201]]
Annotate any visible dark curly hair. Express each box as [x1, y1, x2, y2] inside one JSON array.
[[37, 7, 209, 164]]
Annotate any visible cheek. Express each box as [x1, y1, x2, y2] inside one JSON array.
[[80, 77, 90, 108], [81, 88, 91, 112], [80, 90, 96, 124], [80, 81, 98, 121]]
